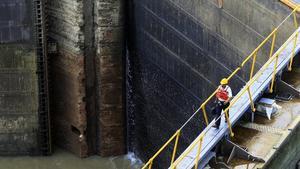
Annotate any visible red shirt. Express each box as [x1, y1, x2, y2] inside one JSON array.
[[216, 85, 232, 101]]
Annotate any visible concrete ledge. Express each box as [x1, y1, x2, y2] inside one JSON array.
[[256, 116, 300, 169]]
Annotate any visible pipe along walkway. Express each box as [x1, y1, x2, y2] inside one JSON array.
[[143, 7, 300, 169]]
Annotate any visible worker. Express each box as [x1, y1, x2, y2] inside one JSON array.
[[213, 78, 232, 129], [218, 0, 224, 8]]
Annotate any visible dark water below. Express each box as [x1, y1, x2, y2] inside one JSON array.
[[0, 148, 143, 169]]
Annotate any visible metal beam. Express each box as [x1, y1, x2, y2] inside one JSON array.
[[221, 139, 265, 164], [276, 79, 300, 98]]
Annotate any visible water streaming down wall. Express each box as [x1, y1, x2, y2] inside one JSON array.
[[0, 0, 50, 155], [126, 0, 294, 167]]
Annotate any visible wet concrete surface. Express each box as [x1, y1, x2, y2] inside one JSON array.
[[282, 68, 300, 91], [0, 148, 142, 169], [258, 99, 300, 128], [226, 70, 300, 168]]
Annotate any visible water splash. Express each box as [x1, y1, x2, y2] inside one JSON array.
[[125, 152, 144, 168]]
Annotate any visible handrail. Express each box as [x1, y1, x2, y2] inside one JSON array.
[[281, 0, 300, 12], [142, 6, 300, 169], [142, 130, 180, 169]]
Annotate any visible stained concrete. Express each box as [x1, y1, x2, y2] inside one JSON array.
[[47, 0, 125, 157], [230, 99, 300, 169], [47, 0, 87, 157], [0, 0, 49, 155], [95, 0, 126, 156]]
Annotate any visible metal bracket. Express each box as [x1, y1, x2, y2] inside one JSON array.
[[275, 79, 300, 98], [198, 151, 216, 169], [208, 157, 230, 169], [221, 139, 265, 164]]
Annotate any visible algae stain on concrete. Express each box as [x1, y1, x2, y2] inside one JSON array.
[[0, 44, 39, 153]]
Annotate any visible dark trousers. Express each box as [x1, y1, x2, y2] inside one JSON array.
[[215, 101, 230, 127]]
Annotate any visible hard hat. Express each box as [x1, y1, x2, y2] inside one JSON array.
[[220, 78, 228, 85]]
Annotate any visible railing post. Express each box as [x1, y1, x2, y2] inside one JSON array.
[[171, 130, 181, 165], [247, 87, 256, 112], [293, 11, 298, 28], [148, 159, 153, 169], [249, 51, 258, 80], [270, 54, 279, 93], [142, 164, 148, 169], [202, 106, 209, 126], [269, 30, 277, 58], [194, 137, 203, 169], [289, 32, 299, 71], [224, 109, 234, 137]]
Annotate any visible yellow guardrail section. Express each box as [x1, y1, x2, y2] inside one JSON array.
[[281, 0, 300, 12], [142, 6, 300, 169]]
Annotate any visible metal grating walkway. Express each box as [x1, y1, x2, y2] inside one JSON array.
[[170, 27, 300, 169]]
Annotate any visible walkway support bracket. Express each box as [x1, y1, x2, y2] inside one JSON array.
[[221, 139, 265, 164], [275, 79, 300, 98]]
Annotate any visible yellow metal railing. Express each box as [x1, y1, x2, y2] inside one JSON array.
[[281, 0, 300, 12], [142, 6, 300, 169]]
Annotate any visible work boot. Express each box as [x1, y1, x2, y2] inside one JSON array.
[[213, 124, 219, 129]]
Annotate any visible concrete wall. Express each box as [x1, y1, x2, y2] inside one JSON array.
[[47, 0, 88, 157], [94, 0, 126, 156], [128, 0, 295, 167], [47, 0, 125, 157], [170, 0, 293, 63], [0, 0, 49, 155], [223, 0, 294, 42], [265, 123, 300, 169], [0, 45, 39, 154]]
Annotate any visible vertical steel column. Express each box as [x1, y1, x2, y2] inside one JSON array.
[[224, 109, 234, 137], [194, 138, 203, 169], [247, 87, 256, 112], [270, 55, 279, 93], [290, 32, 299, 71], [249, 51, 258, 80], [171, 130, 181, 165], [202, 106, 209, 126], [269, 30, 277, 58]]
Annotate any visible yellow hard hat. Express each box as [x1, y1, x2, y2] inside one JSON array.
[[220, 78, 228, 85]]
